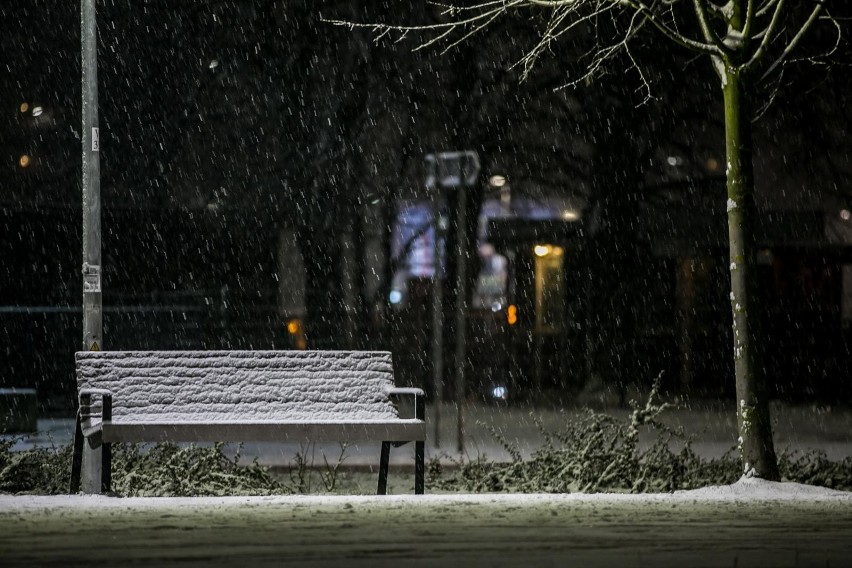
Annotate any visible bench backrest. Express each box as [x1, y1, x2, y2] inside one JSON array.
[[75, 350, 399, 423]]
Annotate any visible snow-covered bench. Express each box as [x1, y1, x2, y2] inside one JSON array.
[[69, 350, 426, 495]]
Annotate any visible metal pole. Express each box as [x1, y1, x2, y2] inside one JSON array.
[[455, 181, 466, 453], [80, 0, 103, 494], [425, 151, 478, 455], [82, 0, 102, 353], [431, 201, 443, 448]]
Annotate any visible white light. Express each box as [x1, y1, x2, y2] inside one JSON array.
[[561, 210, 579, 221], [841, 209, 851, 221], [534, 244, 551, 257], [489, 175, 507, 188], [490, 301, 502, 312], [666, 155, 683, 167], [491, 386, 508, 400], [389, 290, 402, 304], [209, 59, 219, 69], [31, 106, 43, 117]]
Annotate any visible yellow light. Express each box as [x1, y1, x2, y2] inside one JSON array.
[[534, 244, 551, 257], [287, 320, 300, 334], [19, 102, 29, 113], [507, 304, 518, 326], [19, 155, 30, 168]]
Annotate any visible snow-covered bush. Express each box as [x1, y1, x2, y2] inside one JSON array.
[[0, 438, 72, 494], [430, 378, 743, 493], [430, 380, 852, 494], [0, 440, 284, 496], [778, 450, 852, 491], [111, 443, 284, 497]]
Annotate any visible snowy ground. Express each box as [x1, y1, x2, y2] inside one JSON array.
[[2, 479, 851, 567]]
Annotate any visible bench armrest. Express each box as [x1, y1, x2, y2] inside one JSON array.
[[78, 388, 113, 428], [386, 387, 426, 421]]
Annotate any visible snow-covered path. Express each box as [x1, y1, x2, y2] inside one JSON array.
[[2, 480, 851, 567]]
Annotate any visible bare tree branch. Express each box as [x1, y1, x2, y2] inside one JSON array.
[[746, 0, 787, 68], [692, 0, 734, 57], [326, 0, 722, 90], [759, 1, 826, 81]]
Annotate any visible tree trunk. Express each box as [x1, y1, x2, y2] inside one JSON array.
[[722, 64, 780, 480]]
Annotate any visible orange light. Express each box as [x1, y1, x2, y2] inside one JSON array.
[[19, 155, 30, 168], [19, 102, 29, 113], [287, 320, 300, 334], [507, 304, 518, 326]]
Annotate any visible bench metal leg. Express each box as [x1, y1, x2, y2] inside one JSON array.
[[101, 394, 112, 493], [414, 441, 425, 495], [69, 413, 84, 494], [377, 441, 391, 495], [102, 442, 112, 493]]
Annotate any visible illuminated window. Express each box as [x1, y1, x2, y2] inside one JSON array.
[[535, 245, 564, 333]]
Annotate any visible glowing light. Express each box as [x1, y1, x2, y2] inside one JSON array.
[[534, 244, 552, 257], [19, 155, 30, 168], [491, 386, 508, 400], [507, 304, 518, 325], [489, 175, 507, 187], [389, 290, 402, 304], [32, 106, 43, 117], [706, 157, 721, 172], [286, 320, 300, 334], [561, 210, 579, 221], [209, 59, 219, 69], [19, 102, 29, 113], [841, 209, 851, 221]]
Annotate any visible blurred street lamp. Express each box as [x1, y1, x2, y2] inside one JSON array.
[[534, 244, 552, 257], [425, 151, 480, 453], [489, 174, 507, 188], [18, 155, 31, 168]]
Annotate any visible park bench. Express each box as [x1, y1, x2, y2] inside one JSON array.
[[69, 350, 426, 495]]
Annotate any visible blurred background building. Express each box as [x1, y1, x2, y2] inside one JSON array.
[[2, 1, 851, 414]]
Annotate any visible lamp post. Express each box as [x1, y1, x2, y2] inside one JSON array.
[[82, 0, 102, 353], [79, 0, 104, 494], [425, 151, 480, 453]]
